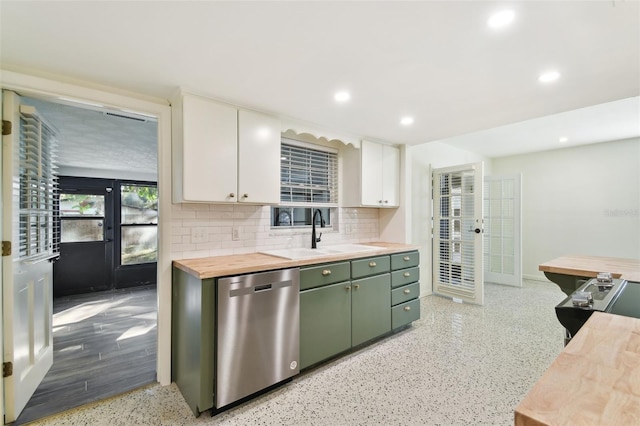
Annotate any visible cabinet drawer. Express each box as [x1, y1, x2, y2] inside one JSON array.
[[391, 282, 420, 306], [391, 267, 420, 288], [391, 251, 419, 270], [392, 298, 420, 329], [351, 256, 390, 279], [300, 262, 350, 290]]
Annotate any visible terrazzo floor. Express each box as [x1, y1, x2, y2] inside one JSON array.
[[26, 280, 566, 426]]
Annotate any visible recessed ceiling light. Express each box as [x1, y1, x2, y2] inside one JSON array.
[[400, 116, 414, 126], [559, 137, 568, 143], [488, 10, 515, 29], [334, 91, 351, 103], [538, 71, 561, 83]]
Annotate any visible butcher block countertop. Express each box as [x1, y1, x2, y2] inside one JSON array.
[[539, 255, 640, 282], [515, 311, 640, 425], [173, 242, 419, 279]]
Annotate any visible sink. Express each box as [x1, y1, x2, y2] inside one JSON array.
[[261, 244, 379, 260]]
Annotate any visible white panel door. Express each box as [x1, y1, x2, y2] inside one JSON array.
[[483, 174, 522, 286], [237, 109, 281, 204], [2, 90, 55, 422], [432, 162, 484, 305]]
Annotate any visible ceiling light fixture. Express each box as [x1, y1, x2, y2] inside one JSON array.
[[559, 137, 568, 143], [538, 70, 561, 83], [400, 116, 414, 126], [488, 10, 515, 29], [334, 91, 351, 103]]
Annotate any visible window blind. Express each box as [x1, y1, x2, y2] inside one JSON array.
[[18, 105, 59, 260], [279, 141, 338, 205]]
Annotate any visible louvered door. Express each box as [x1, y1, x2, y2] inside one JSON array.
[[432, 163, 484, 305], [2, 90, 57, 422]]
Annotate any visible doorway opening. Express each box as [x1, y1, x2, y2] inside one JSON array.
[[11, 96, 159, 424]]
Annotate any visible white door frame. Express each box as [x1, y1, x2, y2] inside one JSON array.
[[0, 70, 173, 389]]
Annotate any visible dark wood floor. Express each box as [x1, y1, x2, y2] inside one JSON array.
[[16, 286, 157, 425]]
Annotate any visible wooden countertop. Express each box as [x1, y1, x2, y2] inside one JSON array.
[[173, 242, 420, 279], [539, 255, 640, 282], [515, 311, 640, 425]]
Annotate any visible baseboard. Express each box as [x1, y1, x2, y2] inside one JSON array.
[[523, 273, 549, 282]]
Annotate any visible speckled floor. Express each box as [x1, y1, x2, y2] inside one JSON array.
[[27, 280, 566, 426]]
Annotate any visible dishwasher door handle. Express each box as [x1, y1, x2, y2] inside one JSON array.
[[254, 283, 272, 292]]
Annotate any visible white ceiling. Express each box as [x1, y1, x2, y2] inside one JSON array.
[[21, 97, 158, 176], [1, 1, 639, 162]]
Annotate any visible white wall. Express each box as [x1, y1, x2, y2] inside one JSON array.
[[491, 137, 640, 280], [409, 141, 490, 296]]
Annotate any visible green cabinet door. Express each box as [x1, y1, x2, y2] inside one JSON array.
[[300, 281, 352, 369], [351, 273, 391, 346]]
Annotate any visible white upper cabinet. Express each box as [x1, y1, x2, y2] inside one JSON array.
[[343, 140, 400, 208], [172, 92, 281, 204], [237, 109, 281, 204]]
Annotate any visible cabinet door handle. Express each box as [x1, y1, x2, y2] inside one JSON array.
[[403, 256, 410, 261], [354, 284, 360, 290], [384, 200, 389, 204], [403, 272, 411, 277], [404, 306, 411, 311], [229, 193, 235, 198], [369, 261, 377, 267], [242, 193, 249, 199], [322, 269, 331, 276], [404, 289, 411, 294], [345, 285, 351, 291]]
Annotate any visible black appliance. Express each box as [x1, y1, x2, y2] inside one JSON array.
[[555, 277, 640, 345]]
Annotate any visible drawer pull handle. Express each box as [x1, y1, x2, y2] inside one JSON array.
[[354, 284, 360, 290], [403, 256, 410, 261], [322, 269, 331, 276], [369, 261, 377, 267], [403, 272, 411, 277], [404, 289, 411, 294], [404, 306, 411, 311], [345, 285, 351, 291]]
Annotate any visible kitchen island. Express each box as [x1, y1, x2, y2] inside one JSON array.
[[514, 311, 640, 425], [539, 255, 640, 295]]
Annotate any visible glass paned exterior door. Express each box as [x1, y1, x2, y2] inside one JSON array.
[[483, 174, 522, 286]]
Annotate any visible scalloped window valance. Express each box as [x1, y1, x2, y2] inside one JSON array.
[[281, 119, 360, 148]]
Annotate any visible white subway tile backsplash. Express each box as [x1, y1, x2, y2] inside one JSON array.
[[171, 204, 379, 259]]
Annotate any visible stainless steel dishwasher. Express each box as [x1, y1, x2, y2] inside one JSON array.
[[216, 267, 300, 409]]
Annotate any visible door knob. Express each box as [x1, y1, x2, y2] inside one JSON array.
[[474, 228, 481, 234]]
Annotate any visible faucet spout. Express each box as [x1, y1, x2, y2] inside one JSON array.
[[311, 209, 325, 249]]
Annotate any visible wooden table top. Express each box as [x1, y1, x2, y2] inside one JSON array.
[[539, 255, 640, 282], [173, 242, 420, 279], [515, 311, 640, 425]]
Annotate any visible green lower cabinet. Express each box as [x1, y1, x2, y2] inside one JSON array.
[[392, 298, 420, 329], [300, 281, 352, 369], [351, 274, 391, 346]]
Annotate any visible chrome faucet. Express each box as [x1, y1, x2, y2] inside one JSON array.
[[311, 209, 325, 249]]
